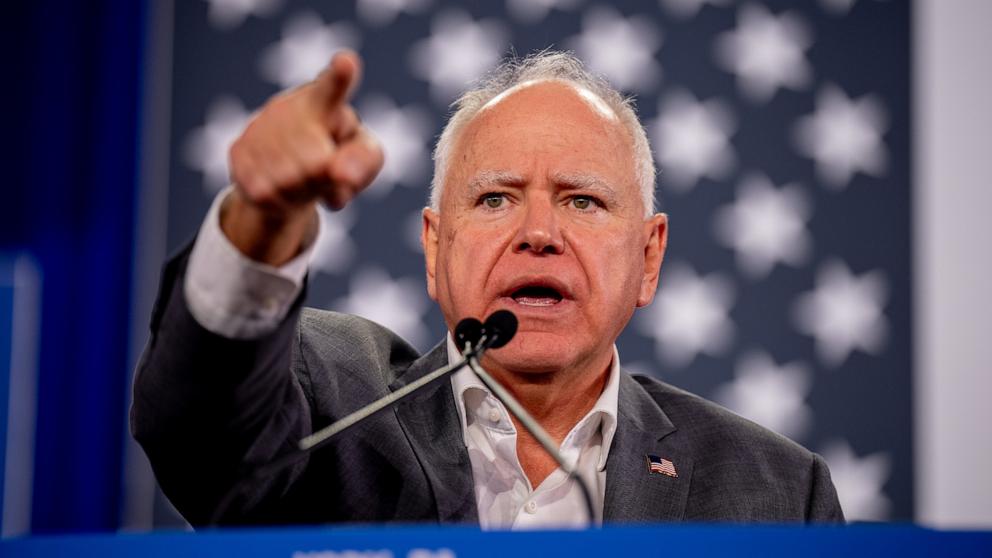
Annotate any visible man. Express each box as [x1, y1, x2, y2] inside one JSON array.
[[132, 50, 843, 528]]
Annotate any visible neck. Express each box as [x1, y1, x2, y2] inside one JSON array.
[[479, 349, 613, 442]]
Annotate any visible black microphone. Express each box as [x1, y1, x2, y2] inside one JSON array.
[[454, 317, 483, 352], [480, 309, 517, 349]]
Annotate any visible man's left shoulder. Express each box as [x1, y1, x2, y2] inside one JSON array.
[[623, 372, 844, 521], [627, 373, 811, 463]]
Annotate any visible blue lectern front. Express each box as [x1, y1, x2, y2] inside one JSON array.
[[3, 524, 991, 557]]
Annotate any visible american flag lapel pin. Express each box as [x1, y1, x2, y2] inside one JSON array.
[[646, 454, 678, 478]]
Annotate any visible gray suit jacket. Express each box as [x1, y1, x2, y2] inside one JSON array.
[[131, 250, 844, 526]]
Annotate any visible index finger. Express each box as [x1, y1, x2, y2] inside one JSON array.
[[313, 50, 363, 110]]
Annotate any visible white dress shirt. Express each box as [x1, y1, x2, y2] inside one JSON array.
[[184, 189, 619, 529], [185, 188, 313, 339], [448, 337, 618, 529]]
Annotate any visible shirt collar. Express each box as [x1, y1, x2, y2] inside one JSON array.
[[446, 333, 620, 471]]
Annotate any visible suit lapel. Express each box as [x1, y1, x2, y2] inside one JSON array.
[[604, 372, 693, 522], [390, 343, 479, 523], [388, 349, 692, 524]]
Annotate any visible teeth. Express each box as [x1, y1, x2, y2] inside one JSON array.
[[515, 296, 559, 306]]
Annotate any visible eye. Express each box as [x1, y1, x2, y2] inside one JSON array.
[[570, 196, 601, 211], [480, 193, 506, 209]]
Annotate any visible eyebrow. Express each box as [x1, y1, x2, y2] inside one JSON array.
[[465, 170, 525, 198], [550, 171, 623, 207], [464, 169, 625, 208]]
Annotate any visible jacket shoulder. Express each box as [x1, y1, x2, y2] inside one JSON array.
[[293, 309, 426, 405], [630, 373, 813, 465], [627, 374, 841, 521]]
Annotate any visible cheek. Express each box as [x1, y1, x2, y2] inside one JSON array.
[[441, 225, 505, 305], [582, 230, 646, 303]]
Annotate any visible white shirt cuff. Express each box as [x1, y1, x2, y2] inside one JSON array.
[[183, 187, 317, 339]]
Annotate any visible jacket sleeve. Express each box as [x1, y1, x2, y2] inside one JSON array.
[[806, 452, 846, 522], [130, 245, 314, 526]]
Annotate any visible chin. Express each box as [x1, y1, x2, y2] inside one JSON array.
[[482, 332, 579, 374]]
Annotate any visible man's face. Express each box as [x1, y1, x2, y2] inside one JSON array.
[[423, 81, 667, 375]]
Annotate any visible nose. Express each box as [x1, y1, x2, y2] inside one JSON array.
[[512, 197, 565, 255]]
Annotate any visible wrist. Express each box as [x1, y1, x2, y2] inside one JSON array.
[[220, 189, 317, 266]]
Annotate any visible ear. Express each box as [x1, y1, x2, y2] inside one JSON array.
[[636, 213, 668, 307], [422, 207, 440, 301]]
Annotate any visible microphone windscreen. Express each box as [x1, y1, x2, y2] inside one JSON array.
[[454, 317, 483, 351], [482, 310, 518, 349]]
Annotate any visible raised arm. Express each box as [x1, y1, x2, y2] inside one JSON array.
[[131, 51, 384, 526], [222, 50, 382, 266]]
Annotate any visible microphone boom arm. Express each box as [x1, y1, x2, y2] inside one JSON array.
[[299, 354, 474, 451], [210, 345, 484, 526], [465, 350, 598, 526]]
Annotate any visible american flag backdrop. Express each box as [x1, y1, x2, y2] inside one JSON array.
[[152, 0, 912, 524]]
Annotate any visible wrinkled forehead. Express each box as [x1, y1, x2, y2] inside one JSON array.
[[438, 79, 642, 215], [478, 78, 619, 122]]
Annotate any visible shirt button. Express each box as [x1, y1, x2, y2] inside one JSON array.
[[262, 298, 278, 314], [525, 501, 537, 514], [488, 409, 501, 423]]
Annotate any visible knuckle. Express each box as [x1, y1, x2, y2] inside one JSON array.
[[239, 175, 270, 204], [299, 136, 335, 176], [324, 190, 350, 211], [301, 153, 330, 178], [328, 160, 358, 189], [248, 183, 282, 211], [266, 157, 301, 190], [230, 156, 257, 190], [341, 105, 358, 124], [228, 140, 249, 172]]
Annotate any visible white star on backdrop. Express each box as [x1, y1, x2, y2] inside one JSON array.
[[506, 0, 581, 24], [358, 94, 433, 197], [203, 0, 281, 30], [820, 440, 892, 521], [793, 84, 888, 189], [713, 173, 812, 279], [333, 267, 432, 350], [309, 205, 356, 275], [566, 6, 662, 92], [409, 10, 508, 105], [184, 95, 251, 193], [712, 350, 812, 440], [357, 0, 431, 27], [637, 262, 735, 367], [793, 258, 889, 367], [659, 0, 732, 20], [650, 90, 736, 191], [714, 3, 813, 103], [258, 12, 361, 89]]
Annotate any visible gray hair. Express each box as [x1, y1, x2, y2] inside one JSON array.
[[429, 50, 657, 217]]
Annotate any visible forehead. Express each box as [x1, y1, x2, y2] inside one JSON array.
[[479, 79, 619, 121], [446, 81, 638, 196], [466, 80, 625, 141]]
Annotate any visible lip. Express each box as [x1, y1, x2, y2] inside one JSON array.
[[494, 275, 576, 316], [499, 275, 575, 301], [495, 295, 575, 316]]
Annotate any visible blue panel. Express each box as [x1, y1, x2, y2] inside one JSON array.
[[6, 0, 146, 533], [0, 262, 14, 529], [3, 525, 992, 558]]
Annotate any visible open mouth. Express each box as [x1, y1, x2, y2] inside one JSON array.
[[510, 285, 564, 307]]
